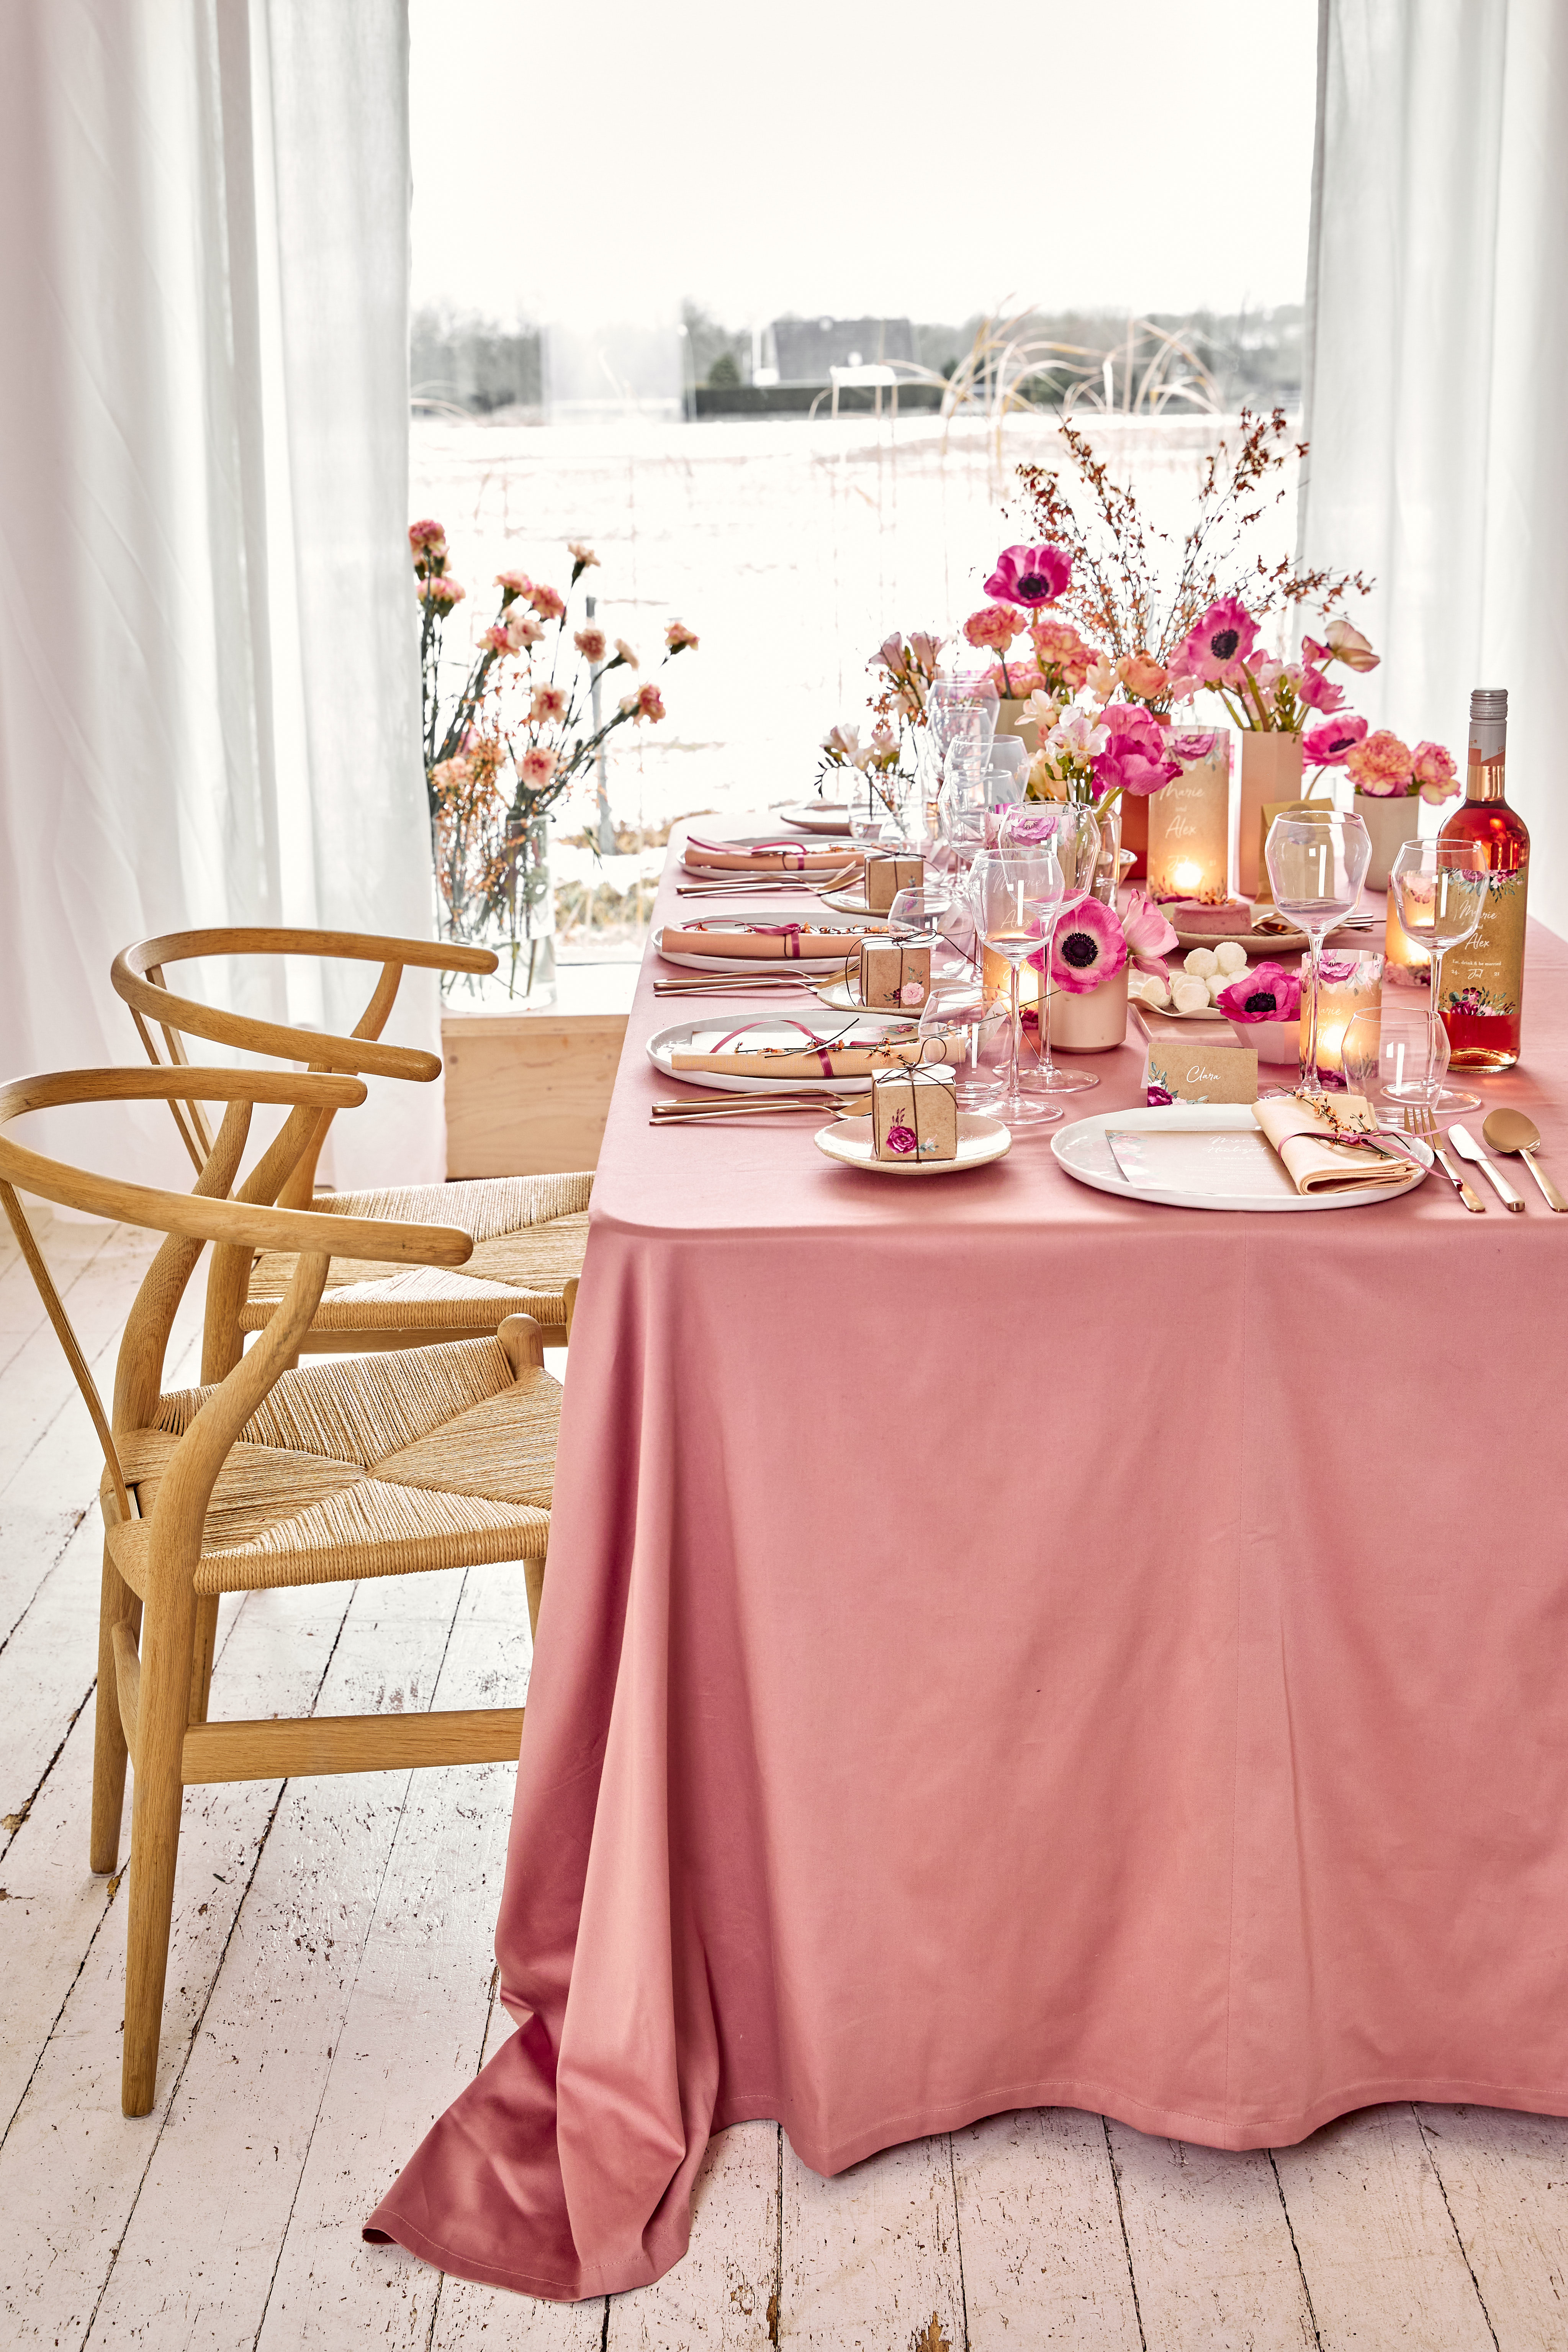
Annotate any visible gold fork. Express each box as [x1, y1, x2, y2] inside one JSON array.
[[1402, 1103, 1486, 1211]]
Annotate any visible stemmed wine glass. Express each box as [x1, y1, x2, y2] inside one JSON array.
[[1385, 838, 1491, 1112], [917, 979, 1008, 1108], [996, 802, 1100, 1096], [1263, 812, 1371, 1095], [968, 846, 1066, 1125], [924, 678, 998, 822]]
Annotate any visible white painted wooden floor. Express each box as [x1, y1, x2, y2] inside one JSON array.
[[5, 1215, 1568, 2349]]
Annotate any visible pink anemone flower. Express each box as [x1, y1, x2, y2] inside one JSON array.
[[1120, 889, 1180, 972], [1049, 897, 1129, 995], [1178, 596, 1261, 682], [983, 543, 1072, 607], [1301, 713, 1368, 766], [1093, 702, 1181, 797], [1215, 961, 1302, 1023]]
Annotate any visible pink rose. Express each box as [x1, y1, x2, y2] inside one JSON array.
[[1346, 728, 1414, 797], [1118, 652, 1169, 699], [983, 543, 1072, 607], [885, 1120, 918, 1155], [1177, 596, 1260, 683], [1120, 889, 1180, 972], [963, 604, 1023, 652], [1215, 960, 1302, 1023], [1413, 740, 1459, 804], [899, 979, 926, 1007], [1302, 713, 1367, 766], [1093, 702, 1181, 798], [574, 626, 607, 662]]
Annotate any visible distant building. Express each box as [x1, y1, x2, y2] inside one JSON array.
[[769, 316, 917, 385]]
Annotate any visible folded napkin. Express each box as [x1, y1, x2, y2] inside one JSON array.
[[684, 836, 858, 874], [661, 921, 866, 960], [1252, 1093, 1420, 1193], [671, 1019, 955, 1078]]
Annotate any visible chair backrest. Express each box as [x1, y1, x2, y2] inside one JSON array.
[[0, 1067, 474, 1537]]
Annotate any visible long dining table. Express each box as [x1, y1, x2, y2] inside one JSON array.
[[366, 820, 1568, 2303]]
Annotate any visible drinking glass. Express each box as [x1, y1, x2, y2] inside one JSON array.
[[1385, 838, 1491, 1111], [938, 747, 992, 861], [1263, 812, 1371, 1095], [889, 882, 964, 980], [986, 737, 1030, 808], [917, 979, 1008, 1109], [1340, 1008, 1383, 1102], [968, 846, 1066, 1125], [997, 802, 1100, 1095]]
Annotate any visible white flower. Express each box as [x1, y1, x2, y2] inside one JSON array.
[[1047, 708, 1108, 761], [1021, 688, 1060, 731], [1085, 657, 1119, 702]]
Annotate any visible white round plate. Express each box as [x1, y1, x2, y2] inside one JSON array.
[[655, 924, 876, 974], [815, 1112, 1012, 1175], [777, 802, 854, 835], [647, 1014, 920, 1095], [818, 887, 875, 915], [681, 832, 861, 879], [1051, 1102, 1431, 1212], [1171, 918, 1376, 957]]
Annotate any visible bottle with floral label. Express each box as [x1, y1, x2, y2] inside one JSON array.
[[1437, 688, 1529, 1070]]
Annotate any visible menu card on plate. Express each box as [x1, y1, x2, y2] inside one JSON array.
[[1145, 1038, 1259, 1104]]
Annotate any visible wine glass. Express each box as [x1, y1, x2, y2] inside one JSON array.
[[986, 736, 1030, 808], [997, 802, 1100, 1095], [968, 846, 1066, 1126], [1386, 838, 1491, 1112], [888, 883, 964, 980], [917, 979, 1008, 1109], [1264, 812, 1371, 1096]]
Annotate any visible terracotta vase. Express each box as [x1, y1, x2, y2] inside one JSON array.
[[1238, 732, 1303, 898], [1045, 963, 1129, 1051], [1353, 788, 1421, 892]]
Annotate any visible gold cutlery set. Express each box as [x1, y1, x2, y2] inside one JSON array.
[[1393, 1105, 1565, 1213]]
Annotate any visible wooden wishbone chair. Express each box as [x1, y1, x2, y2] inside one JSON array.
[[110, 928, 589, 1381], [0, 1066, 560, 2117]]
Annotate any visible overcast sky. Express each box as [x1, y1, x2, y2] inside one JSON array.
[[410, 0, 1320, 329]]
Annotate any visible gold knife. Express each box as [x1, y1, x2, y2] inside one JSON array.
[[1429, 1138, 1486, 1213]]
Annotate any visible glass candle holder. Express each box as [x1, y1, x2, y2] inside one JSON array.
[[1147, 730, 1232, 902], [1384, 889, 1430, 989], [1299, 950, 1383, 1089]]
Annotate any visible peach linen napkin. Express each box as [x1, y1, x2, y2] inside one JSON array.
[[683, 836, 858, 874], [1252, 1093, 1420, 1192], [660, 921, 867, 960]]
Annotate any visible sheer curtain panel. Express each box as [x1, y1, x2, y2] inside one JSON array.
[[0, 0, 442, 1185], [1299, 0, 1568, 936]]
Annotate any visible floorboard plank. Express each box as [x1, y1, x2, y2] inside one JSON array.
[[951, 2107, 1143, 2347], [605, 2120, 781, 2351], [1105, 2119, 1316, 2350], [1272, 2103, 1497, 2349], [1411, 2103, 1568, 2351], [779, 2128, 966, 2351]]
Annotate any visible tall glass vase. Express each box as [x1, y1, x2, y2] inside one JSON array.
[[442, 811, 558, 1009]]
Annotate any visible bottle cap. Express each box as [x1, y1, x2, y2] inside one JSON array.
[[1470, 688, 1508, 721]]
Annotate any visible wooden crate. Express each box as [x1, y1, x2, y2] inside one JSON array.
[[442, 1010, 629, 1177]]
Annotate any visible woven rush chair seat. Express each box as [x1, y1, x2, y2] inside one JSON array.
[[112, 1334, 558, 1594], [239, 1173, 591, 1344]]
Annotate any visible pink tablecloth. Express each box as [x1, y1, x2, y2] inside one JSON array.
[[367, 833, 1568, 2301]]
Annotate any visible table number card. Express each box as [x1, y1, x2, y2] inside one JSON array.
[[863, 853, 924, 915], [1145, 1037, 1259, 1105], [858, 939, 930, 1010], [871, 1066, 957, 1161]]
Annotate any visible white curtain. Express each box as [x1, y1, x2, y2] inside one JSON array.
[[0, 0, 443, 1189], [1299, 0, 1568, 936]]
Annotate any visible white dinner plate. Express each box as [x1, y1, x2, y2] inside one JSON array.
[[815, 1111, 1012, 1175], [647, 1014, 921, 1095], [1051, 1103, 1432, 1212], [681, 832, 861, 879], [655, 923, 877, 975], [776, 802, 855, 835]]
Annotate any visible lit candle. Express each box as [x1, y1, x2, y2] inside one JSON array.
[[1147, 732, 1232, 903], [1384, 892, 1431, 989], [1300, 951, 1384, 1087]]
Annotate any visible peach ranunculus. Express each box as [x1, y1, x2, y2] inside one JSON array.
[[419, 572, 464, 610], [520, 746, 558, 788], [567, 541, 599, 572], [530, 684, 568, 724], [494, 568, 533, 603], [529, 582, 566, 620], [1324, 617, 1380, 673], [665, 619, 699, 653], [614, 638, 638, 669], [621, 683, 666, 723], [1118, 651, 1169, 700], [1413, 740, 1459, 803], [963, 603, 1024, 652], [1345, 728, 1414, 797], [506, 609, 543, 650], [574, 626, 607, 662]]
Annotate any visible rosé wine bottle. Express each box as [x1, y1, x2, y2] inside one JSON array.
[[1437, 688, 1529, 1072]]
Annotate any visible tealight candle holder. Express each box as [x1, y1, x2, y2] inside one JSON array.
[[1300, 950, 1383, 1088], [1384, 892, 1430, 989], [1147, 730, 1232, 903]]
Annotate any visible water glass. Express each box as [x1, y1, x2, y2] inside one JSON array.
[[917, 979, 1008, 1109], [1386, 838, 1491, 1111]]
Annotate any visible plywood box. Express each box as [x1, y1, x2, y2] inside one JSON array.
[[442, 1010, 629, 1177]]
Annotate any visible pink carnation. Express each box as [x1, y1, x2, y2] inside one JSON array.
[[530, 684, 568, 723], [1345, 728, 1414, 798], [665, 619, 699, 653], [480, 622, 510, 655], [529, 583, 566, 620], [1049, 897, 1128, 995], [1413, 740, 1459, 804], [409, 518, 446, 556], [1093, 702, 1181, 798], [574, 626, 607, 662], [506, 610, 543, 650], [494, 568, 532, 602], [1302, 714, 1368, 766], [520, 747, 558, 788], [419, 572, 464, 610], [983, 543, 1072, 607], [963, 604, 1023, 652], [1177, 596, 1260, 683], [1216, 960, 1302, 1023], [620, 682, 666, 723]]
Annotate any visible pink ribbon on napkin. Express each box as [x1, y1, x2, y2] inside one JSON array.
[[689, 836, 811, 868], [750, 923, 805, 957], [709, 1017, 851, 1076]]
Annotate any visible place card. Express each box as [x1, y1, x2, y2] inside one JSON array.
[[871, 1065, 957, 1161], [858, 938, 930, 1010], [863, 852, 924, 915], [1145, 1037, 1258, 1105]]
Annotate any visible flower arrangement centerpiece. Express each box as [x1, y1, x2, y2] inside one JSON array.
[[412, 519, 697, 1005], [819, 630, 944, 828]]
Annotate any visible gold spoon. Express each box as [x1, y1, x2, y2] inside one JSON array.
[[1482, 1106, 1568, 1211]]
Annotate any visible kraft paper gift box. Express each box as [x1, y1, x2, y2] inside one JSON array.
[[1145, 1037, 1259, 1105], [863, 852, 925, 915], [871, 1065, 958, 1162], [858, 938, 930, 1010]]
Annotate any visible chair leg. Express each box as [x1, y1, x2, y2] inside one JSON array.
[[187, 1594, 219, 1725], [524, 1552, 546, 1643], [121, 1581, 195, 2117], [91, 1545, 140, 1875]]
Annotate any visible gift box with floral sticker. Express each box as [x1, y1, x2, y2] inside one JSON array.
[[871, 1063, 958, 1162], [858, 938, 930, 1011], [863, 852, 925, 915]]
